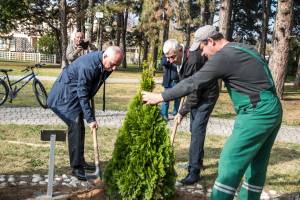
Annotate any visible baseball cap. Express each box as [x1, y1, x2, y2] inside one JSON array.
[[190, 25, 219, 51]]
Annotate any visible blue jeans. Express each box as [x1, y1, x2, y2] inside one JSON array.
[[161, 81, 180, 119], [189, 98, 217, 172]]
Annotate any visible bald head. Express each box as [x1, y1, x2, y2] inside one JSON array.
[[102, 46, 124, 71]]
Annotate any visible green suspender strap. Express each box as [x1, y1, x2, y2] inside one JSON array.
[[228, 45, 275, 89]]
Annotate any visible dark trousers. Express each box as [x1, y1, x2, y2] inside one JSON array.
[[189, 99, 216, 172], [67, 112, 86, 169]]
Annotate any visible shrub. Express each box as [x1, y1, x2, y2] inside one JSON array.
[[38, 34, 59, 54], [104, 65, 176, 200]]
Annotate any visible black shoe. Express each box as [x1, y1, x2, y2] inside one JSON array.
[[83, 162, 96, 171], [72, 168, 87, 181], [180, 172, 200, 185]]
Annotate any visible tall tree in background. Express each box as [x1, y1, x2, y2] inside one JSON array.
[[73, 0, 88, 32], [259, 0, 271, 57], [121, 9, 129, 68], [269, 0, 294, 99], [201, 0, 211, 25], [208, 0, 217, 25], [75, 0, 82, 31], [85, 0, 94, 41], [173, 0, 202, 47], [0, 0, 29, 33], [219, 0, 233, 39], [162, 17, 170, 43], [293, 1, 300, 86], [231, 0, 261, 43], [140, 0, 168, 68], [60, 0, 68, 68], [295, 58, 300, 86]]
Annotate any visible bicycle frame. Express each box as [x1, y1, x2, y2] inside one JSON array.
[[2, 71, 36, 98]]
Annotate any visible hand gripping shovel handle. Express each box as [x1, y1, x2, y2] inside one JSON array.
[[170, 97, 185, 146]]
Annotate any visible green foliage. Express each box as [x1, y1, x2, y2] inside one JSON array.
[[104, 66, 176, 200], [0, 0, 29, 33], [38, 34, 59, 54]]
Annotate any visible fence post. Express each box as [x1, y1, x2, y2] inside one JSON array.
[[23, 52, 26, 61], [54, 54, 56, 64], [38, 53, 41, 63], [8, 51, 11, 60]]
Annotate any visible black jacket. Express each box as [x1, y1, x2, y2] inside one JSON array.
[[178, 50, 219, 116], [161, 55, 179, 87]]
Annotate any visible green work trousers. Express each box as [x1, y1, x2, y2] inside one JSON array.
[[211, 89, 282, 200]]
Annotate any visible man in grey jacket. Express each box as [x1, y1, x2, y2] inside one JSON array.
[[66, 32, 97, 64], [47, 46, 123, 181], [163, 39, 219, 185]]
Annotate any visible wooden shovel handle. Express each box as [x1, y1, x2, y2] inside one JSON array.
[[170, 97, 185, 146], [92, 128, 100, 166]]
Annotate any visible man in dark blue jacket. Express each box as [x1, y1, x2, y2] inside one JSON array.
[[161, 54, 180, 120], [47, 46, 123, 181]]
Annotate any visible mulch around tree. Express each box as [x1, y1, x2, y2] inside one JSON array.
[[0, 185, 208, 200]]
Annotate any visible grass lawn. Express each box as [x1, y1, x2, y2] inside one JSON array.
[[0, 124, 299, 195]]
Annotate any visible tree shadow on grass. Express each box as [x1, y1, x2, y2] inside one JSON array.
[[4, 161, 110, 177], [268, 147, 300, 166], [175, 146, 222, 163]]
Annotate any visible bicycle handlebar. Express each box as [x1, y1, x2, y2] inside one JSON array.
[[35, 63, 45, 68], [21, 67, 30, 72], [21, 63, 45, 72]]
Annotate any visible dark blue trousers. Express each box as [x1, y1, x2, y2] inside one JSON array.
[[189, 99, 217, 172]]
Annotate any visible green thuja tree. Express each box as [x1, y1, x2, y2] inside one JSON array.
[[104, 66, 176, 200]]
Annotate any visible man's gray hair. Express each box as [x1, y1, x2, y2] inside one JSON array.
[[104, 46, 124, 58], [163, 39, 182, 54]]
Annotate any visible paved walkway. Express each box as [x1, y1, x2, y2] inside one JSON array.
[[0, 107, 299, 144]]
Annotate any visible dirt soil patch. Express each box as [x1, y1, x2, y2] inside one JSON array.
[[0, 185, 207, 200]]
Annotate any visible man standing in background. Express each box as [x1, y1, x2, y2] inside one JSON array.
[[66, 31, 97, 64], [161, 54, 180, 120]]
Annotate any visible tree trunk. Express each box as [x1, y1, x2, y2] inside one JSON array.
[[228, 5, 235, 41], [151, 29, 160, 69], [219, 0, 233, 40], [152, 44, 159, 69], [122, 10, 128, 69], [76, 0, 82, 31], [59, 0, 68, 68], [294, 58, 300, 86], [259, 0, 271, 58], [162, 18, 169, 42], [142, 35, 149, 62], [184, 26, 191, 48], [208, 0, 216, 25], [116, 13, 122, 46], [268, 0, 294, 99], [85, 0, 94, 41], [201, 0, 210, 25]]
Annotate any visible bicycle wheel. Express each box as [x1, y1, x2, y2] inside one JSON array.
[[0, 79, 9, 106], [33, 79, 48, 109]]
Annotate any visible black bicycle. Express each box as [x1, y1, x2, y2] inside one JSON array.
[[0, 63, 48, 108]]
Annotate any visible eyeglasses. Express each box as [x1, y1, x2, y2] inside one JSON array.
[[166, 54, 177, 61]]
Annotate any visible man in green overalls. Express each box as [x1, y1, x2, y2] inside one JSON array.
[[142, 25, 282, 200]]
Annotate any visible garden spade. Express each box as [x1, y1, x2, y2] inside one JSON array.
[[86, 127, 104, 187], [170, 97, 185, 146]]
